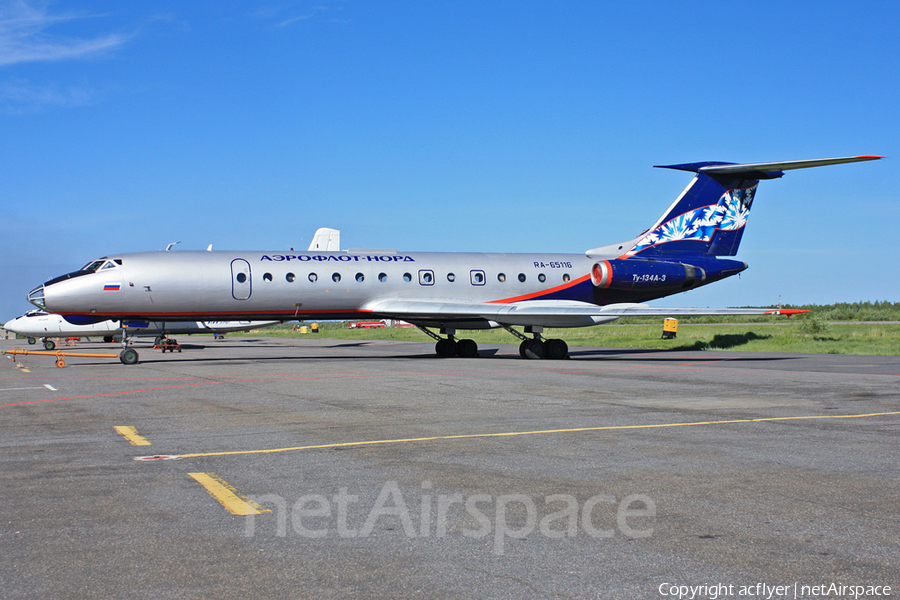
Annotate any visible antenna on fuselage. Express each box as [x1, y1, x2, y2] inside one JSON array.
[[165, 241, 181, 252]]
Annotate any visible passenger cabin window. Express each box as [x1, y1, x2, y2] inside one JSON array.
[[309, 273, 318, 283], [498, 273, 506, 282], [419, 270, 434, 286], [403, 273, 412, 282], [470, 270, 485, 286], [356, 273, 365, 283], [378, 273, 388, 282], [538, 273, 546, 283], [286, 273, 296, 282], [332, 273, 341, 283], [447, 273, 456, 282], [518, 273, 527, 282], [263, 273, 273, 282]]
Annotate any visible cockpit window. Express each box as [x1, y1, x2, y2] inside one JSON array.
[[100, 261, 117, 270], [79, 259, 107, 273]]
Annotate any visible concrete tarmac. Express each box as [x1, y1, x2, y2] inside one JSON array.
[[1, 336, 898, 599]]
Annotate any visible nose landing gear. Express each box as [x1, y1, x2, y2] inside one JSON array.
[[118, 332, 139, 365]]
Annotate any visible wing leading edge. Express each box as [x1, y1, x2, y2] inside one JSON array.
[[363, 298, 794, 329]]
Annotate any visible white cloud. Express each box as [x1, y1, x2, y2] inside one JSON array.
[[0, 0, 127, 67], [0, 77, 96, 112]]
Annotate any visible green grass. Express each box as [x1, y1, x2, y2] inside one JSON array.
[[255, 320, 900, 356]]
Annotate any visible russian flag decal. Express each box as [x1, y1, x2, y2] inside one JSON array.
[[103, 284, 121, 291]]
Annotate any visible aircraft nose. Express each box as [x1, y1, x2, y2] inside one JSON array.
[[28, 285, 46, 310]]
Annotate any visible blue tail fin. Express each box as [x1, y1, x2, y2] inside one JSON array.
[[621, 155, 882, 259], [625, 163, 761, 258]]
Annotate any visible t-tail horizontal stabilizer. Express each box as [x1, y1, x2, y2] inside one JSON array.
[[657, 155, 884, 180], [587, 155, 883, 260]]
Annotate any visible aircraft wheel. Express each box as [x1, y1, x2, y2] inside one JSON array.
[[154, 335, 164, 346], [522, 339, 545, 359], [545, 339, 569, 360], [519, 341, 528, 358], [27, 337, 36, 345], [435, 338, 458, 358], [43, 339, 56, 351], [119, 348, 139, 365], [457, 339, 479, 358]]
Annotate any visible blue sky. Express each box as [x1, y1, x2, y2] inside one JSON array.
[[2, 1, 897, 321]]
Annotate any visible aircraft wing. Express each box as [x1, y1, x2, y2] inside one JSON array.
[[363, 298, 794, 329]]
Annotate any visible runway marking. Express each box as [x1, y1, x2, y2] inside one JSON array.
[[154, 411, 900, 460], [0, 381, 220, 408], [188, 472, 271, 516], [114, 425, 152, 446], [4, 362, 896, 411], [44, 384, 58, 391], [0, 371, 515, 408], [0, 387, 49, 392]]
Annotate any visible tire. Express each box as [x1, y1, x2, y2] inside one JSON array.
[[523, 339, 545, 359], [43, 339, 56, 350], [435, 338, 458, 358], [119, 348, 139, 365], [28, 337, 36, 345], [545, 339, 569, 360], [457, 339, 479, 358]]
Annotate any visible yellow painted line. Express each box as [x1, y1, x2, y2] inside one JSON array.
[[171, 411, 900, 460], [188, 472, 271, 516], [114, 425, 152, 446]]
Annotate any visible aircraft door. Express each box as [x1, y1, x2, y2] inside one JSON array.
[[231, 259, 252, 300]]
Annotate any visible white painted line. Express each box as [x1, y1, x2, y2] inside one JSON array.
[[44, 384, 58, 391]]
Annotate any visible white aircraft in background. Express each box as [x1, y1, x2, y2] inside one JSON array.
[[2, 310, 281, 350], [26, 156, 881, 364]]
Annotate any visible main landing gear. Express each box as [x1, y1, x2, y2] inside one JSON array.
[[417, 327, 480, 358], [504, 325, 569, 360], [418, 325, 569, 360]]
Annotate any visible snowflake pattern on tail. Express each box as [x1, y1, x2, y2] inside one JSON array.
[[628, 186, 756, 255]]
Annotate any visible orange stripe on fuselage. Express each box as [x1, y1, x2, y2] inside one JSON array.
[[487, 274, 591, 304]]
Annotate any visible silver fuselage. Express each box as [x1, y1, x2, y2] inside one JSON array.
[[35, 250, 600, 328]]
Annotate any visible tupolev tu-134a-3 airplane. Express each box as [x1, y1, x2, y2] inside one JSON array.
[[27, 156, 881, 364]]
